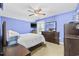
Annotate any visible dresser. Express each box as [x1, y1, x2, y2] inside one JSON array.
[[64, 22, 79, 56], [42, 31, 59, 44]]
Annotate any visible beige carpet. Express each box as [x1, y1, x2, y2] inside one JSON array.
[[31, 42, 64, 56]]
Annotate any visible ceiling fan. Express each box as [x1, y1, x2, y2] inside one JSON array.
[[27, 6, 46, 16]]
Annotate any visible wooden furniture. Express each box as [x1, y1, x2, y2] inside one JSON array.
[[42, 31, 59, 44], [3, 44, 31, 56], [64, 22, 79, 56], [2, 21, 7, 47], [0, 21, 7, 56]]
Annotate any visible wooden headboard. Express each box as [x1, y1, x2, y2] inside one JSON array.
[[2, 21, 7, 47]]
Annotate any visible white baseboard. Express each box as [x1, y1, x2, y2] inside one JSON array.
[[59, 42, 64, 45]]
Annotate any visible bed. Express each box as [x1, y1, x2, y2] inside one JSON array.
[[18, 33, 46, 48], [2, 21, 46, 49]]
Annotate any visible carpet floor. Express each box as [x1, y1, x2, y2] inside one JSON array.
[[31, 42, 64, 56]]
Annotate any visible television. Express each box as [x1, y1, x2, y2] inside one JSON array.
[[0, 3, 3, 9], [31, 23, 37, 28]]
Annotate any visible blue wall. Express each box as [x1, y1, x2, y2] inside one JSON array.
[[1, 16, 33, 34]]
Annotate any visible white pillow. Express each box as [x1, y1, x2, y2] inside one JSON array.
[[8, 30, 19, 37]]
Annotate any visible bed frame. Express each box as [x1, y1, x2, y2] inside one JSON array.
[[28, 42, 46, 51]]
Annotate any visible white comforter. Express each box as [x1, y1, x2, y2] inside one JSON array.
[[18, 33, 46, 48]]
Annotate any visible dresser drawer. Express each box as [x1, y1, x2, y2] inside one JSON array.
[[69, 39, 79, 56], [42, 31, 59, 44]]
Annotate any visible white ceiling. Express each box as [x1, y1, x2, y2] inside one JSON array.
[[2, 3, 77, 22]]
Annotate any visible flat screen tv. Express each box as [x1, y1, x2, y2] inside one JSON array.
[[31, 23, 37, 28], [0, 3, 3, 9]]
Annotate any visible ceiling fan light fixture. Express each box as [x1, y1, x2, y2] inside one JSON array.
[[28, 6, 46, 17]]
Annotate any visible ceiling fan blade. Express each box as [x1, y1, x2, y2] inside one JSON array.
[[27, 10, 34, 13], [29, 14, 34, 16]]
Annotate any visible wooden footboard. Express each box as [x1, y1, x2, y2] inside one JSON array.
[[28, 42, 46, 51]]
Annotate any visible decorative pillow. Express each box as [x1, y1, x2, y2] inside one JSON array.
[[8, 30, 20, 37], [8, 36, 19, 46], [7, 30, 20, 46]]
